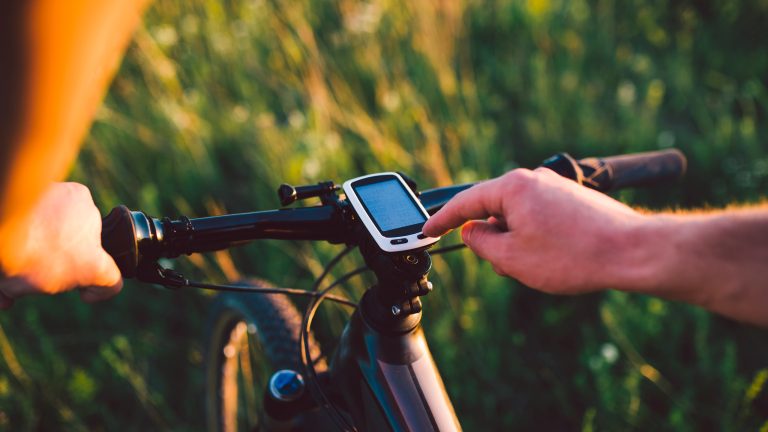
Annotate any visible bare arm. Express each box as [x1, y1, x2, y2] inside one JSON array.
[[0, 0, 149, 232], [0, 0, 148, 306], [626, 208, 768, 326], [423, 168, 768, 328]]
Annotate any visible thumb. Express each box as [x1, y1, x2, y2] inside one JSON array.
[[79, 250, 123, 303], [461, 220, 509, 264]]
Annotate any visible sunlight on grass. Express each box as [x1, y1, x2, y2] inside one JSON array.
[[1, 0, 765, 430]]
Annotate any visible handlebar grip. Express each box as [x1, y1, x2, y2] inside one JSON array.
[[580, 149, 687, 192], [101, 205, 139, 278]]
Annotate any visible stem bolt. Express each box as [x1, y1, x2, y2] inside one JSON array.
[[391, 305, 401, 316]]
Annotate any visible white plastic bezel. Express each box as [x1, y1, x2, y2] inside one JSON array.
[[342, 172, 440, 253]]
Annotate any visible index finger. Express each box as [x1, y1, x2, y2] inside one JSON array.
[[423, 178, 506, 236]]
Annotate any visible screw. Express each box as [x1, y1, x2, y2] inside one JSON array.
[[391, 305, 401, 316], [404, 255, 419, 264]]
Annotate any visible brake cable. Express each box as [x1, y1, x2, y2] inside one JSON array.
[[301, 268, 368, 431], [185, 281, 357, 307], [185, 243, 465, 431], [430, 243, 467, 255], [299, 245, 363, 431]]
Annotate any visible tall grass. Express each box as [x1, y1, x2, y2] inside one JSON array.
[[0, 0, 766, 429]]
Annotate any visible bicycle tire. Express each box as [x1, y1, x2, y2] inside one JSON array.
[[204, 278, 325, 432]]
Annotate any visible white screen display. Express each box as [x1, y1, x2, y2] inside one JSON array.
[[355, 180, 426, 232]]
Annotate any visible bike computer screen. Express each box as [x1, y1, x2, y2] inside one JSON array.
[[343, 173, 439, 253]]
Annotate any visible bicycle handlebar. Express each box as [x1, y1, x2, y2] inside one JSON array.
[[101, 205, 349, 276], [102, 149, 686, 279], [585, 149, 687, 191], [542, 148, 686, 192]]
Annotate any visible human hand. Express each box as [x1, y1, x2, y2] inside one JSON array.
[[423, 168, 647, 294], [0, 182, 122, 308]]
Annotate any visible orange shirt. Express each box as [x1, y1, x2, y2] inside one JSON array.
[[0, 0, 149, 250]]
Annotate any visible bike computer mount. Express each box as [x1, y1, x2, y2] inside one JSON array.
[[278, 173, 438, 322], [342, 172, 439, 253], [279, 172, 439, 254]]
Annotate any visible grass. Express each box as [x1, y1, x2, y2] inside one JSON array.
[[0, 0, 767, 430]]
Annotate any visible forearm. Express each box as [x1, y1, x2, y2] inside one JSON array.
[[618, 207, 768, 327], [425, 169, 768, 327], [0, 0, 149, 243]]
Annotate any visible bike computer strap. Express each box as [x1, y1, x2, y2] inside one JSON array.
[[343, 172, 439, 253]]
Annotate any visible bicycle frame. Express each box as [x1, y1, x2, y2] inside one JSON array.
[[329, 298, 461, 431], [289, 237, 462, 431], [101, 149, 686, 431], [103, 185, 471, 431]]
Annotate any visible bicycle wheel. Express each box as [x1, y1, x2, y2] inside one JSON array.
[[204, 278, 325, 432]]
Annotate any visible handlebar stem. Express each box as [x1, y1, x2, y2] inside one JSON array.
[[356, 236, 434, 333]]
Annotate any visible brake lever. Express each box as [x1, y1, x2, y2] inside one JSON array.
[[136, 260, 189, 289]]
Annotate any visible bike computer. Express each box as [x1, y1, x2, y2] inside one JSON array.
[[343, 172, 439, 253]]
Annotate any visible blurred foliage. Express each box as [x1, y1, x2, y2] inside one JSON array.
[[1, 0, 767, 430]]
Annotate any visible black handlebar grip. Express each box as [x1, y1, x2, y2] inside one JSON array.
[[580, 149, 687, 192], [101, 205, 139, 278]]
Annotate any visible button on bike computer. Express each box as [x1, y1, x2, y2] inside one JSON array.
[[343, 172, 440, 253]]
